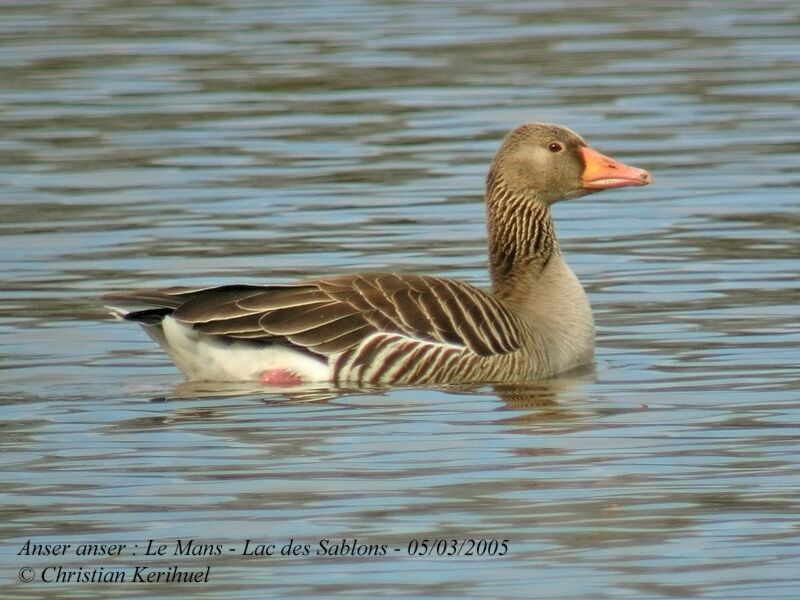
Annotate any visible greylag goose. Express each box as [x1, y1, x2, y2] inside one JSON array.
[[105, 123, 651, 386]]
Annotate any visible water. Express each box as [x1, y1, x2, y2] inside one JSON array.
[[2, 1, 799, 598]]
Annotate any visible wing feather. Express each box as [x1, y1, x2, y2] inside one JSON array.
[[103, 285, 232, 309], [194, 313, 266, 335], [257, 301, 359, 335], [298, 323, 375, 355], [237, 285, 328, 311]]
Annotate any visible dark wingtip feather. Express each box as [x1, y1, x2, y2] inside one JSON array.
[[121, 307, 174, 325]]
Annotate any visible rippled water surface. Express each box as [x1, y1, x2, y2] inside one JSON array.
[[2, 1, 800, 598]]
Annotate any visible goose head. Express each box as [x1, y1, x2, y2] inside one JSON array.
[[488, 123, 651, 205]]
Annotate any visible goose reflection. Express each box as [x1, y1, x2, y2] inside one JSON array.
[[155, 364, 597, 422]]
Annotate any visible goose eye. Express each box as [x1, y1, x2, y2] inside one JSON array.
[[548, 142, 564, 153]]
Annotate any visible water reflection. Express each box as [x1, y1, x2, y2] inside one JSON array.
[[158, 366, 598, 418]]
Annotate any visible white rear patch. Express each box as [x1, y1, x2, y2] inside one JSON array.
[[148, 317, 331, 382]]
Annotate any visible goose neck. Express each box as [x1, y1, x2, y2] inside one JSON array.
[[486, 174, 558, 302]]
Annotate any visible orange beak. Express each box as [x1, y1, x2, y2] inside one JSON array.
[[580, 146, 652, 190]]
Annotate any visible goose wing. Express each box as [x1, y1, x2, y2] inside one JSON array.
[[104, 273, 522, 359]]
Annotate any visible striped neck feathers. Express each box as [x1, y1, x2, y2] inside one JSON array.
[[485, 167, 558, 300]]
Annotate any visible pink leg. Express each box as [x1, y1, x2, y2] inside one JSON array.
[[258, 369, 303, 386]]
